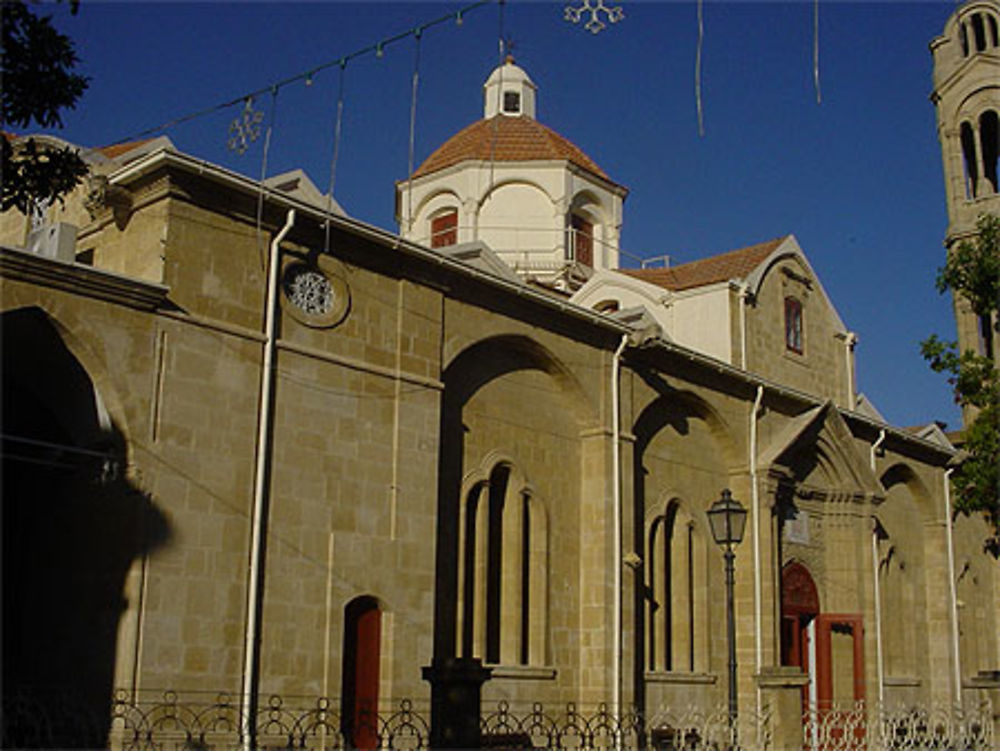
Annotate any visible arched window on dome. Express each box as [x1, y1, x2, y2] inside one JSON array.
[[459, 463, 548, 666], [430, 208, 458, 248], [988, 12, 999, 47], [567, 213, 594, 266], [960, 19, 970, 56]]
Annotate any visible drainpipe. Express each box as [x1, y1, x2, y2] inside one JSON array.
[[944, 467, 961, 705], [870, 428, 886, 707], [242, 208, 295, 749], [844, 332, 857, 409], [739, 282, 751, 371], [749, 385, 764, 715], [611, 333, 628, 723]]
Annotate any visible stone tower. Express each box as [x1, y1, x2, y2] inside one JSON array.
[[396, 57, 627, 290], [930, 0, 1000, 414]]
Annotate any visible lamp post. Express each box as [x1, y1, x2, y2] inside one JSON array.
[[707, 489, 748, 749]]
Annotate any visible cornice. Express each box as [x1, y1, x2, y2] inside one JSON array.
[[0, 246, 169, 311]]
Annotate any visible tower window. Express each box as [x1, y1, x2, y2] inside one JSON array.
[[960, 121, 979, 199], [785, 297, 803, 354], [972, 13, 987, 52], [989, 14, 999, 47], [981, 110, 998, 195], [979, 314, 995, 360], [503, 91, 521, 114], [960, 21, 970, 56], [430, 209, 458, 248]]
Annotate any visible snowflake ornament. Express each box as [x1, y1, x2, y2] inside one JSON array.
[[228, 97, 264, 155], [564, 0, 624, 34]]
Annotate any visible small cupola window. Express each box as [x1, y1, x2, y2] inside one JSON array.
[[503, 91, 521, 115]]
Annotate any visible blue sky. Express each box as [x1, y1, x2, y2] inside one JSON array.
[[43, 1, 963, 429]]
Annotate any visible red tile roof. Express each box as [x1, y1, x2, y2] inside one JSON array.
[[622, 236, 788, 291], [96, 138, 156, 159], [412, 115, 619, 186]]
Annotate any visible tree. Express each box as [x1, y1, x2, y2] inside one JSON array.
[[1, 0, 89, 214], [922, 213, 1000, 557]]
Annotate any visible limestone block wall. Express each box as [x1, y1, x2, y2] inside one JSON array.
[[745, 255, 849, 407]]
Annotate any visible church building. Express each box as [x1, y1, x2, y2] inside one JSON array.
[[1, 4, 998, 750]]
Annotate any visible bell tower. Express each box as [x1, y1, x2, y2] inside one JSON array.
[[930, 0, 1000, 413]]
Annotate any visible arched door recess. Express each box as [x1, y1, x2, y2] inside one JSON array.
[[341, 596, 381, 750]]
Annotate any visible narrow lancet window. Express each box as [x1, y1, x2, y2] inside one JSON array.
[[980, 110, 999, 194], [961, 121, 979, 199]]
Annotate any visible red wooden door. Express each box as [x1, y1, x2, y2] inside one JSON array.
[[342, 597, 381, 750]]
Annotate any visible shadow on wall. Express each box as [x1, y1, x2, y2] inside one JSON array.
[[1, 307, 170, 749]]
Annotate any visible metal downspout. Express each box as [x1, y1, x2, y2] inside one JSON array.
[[611, 333, 628, 725], [870, 428, 886, 708], [750, 385, 764, 718], [944, 467, 962, 705], [242, 208, 296, 749]]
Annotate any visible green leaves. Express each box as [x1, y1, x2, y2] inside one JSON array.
[[1, 0, 89, 213], [923, 213, 1000, 557]]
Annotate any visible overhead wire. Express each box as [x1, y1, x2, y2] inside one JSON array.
[[695, 0, 705, 137], [102, 0, 495, 149], [405, 27, 423, 235], [255, 87, 279, 270], [814, 0, 822, 104], [324, 59, 348, 255]]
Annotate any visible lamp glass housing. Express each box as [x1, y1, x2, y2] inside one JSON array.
[[707, 489, 748, 547]]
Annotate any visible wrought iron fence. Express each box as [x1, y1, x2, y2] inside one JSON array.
[[4, 690, 992, 750], [802, 700, 994, 751]]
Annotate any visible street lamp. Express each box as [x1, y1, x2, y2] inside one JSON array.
[[707, 489, 748, 748]]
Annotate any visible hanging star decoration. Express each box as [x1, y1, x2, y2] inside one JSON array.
[[228, 97, 265, 155], [564, 0, 624, 34]]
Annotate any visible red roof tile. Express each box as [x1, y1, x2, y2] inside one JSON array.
[[413, 115, 619, 186], [623, 237, 788, 291], [96, 139, 156, 159]]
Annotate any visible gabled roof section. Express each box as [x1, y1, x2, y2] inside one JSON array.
[[412, 115, 623, 190], [622, 234, 848, 334], [438, 240, 523, 283], [758, 401, 883, 497], [621, 237, 786, 292], [264, 169, 345, 216]]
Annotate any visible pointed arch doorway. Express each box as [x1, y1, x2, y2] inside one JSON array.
[[781, 562, 820, 711], [781, 562, 866, 717]]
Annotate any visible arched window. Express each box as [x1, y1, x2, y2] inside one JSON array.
[[980, 110, 999, 195], [989, 13, 999, 47], [784, 296, 804, 354], [971, 12, 987, 52], [647, 501, 707, 672], [459, 463, 547, 665], [430, 208, 458, 248], [961, 121, 979, 199], [567, 213, 594, 267], [960, 20, 970, 56]]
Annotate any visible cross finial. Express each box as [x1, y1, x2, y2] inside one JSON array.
[[503, 36, 515, 64]]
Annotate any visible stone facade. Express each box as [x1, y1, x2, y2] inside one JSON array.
[[1, 10, 999, 746]]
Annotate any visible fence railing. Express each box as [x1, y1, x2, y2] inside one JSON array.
[[2, 689, 993, 750], [802, 700, 994, 751]]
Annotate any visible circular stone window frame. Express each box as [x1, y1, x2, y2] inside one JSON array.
[[279, 255, 350, 329]]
